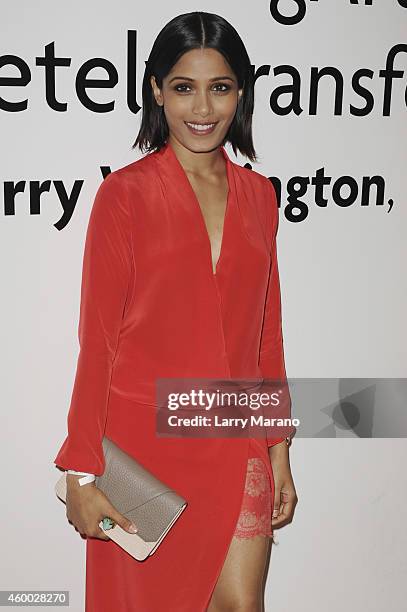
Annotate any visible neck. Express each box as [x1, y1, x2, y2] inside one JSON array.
[[167, 136, 225, 177]]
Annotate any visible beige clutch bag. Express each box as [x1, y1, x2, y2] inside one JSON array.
[[55, 436, 188, 561]]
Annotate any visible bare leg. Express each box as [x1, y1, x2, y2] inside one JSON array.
[[207, 535, 271, 612]]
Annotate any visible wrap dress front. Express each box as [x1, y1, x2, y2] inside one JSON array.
[[53, 140, 291, 611]]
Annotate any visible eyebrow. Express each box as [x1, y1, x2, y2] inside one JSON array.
[[168, 75, 235, 83]]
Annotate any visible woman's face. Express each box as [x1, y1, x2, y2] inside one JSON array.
[[150, 48, 243, 154]]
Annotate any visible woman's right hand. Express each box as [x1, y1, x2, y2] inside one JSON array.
[[65, 474, 138, 541]]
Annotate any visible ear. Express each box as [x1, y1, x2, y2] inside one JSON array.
[[150, 75, 163, 107]]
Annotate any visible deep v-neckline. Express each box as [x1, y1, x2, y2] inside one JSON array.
[[189, 179, 230, 276], [165, 141, 231, 277]]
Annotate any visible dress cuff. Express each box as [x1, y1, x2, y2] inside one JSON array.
[[66, 470, 96, 486]]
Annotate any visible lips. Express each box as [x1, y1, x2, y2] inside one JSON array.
[[184, 121, 218, 135]]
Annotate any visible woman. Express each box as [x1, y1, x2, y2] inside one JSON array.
[[54, 11, 298, 612]]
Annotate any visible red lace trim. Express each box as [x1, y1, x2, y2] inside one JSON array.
[[233, 457, 274, 539]]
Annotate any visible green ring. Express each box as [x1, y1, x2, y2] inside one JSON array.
[[102, 517, 116, 530]]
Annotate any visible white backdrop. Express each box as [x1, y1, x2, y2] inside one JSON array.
[[1, 1, 406, 610]]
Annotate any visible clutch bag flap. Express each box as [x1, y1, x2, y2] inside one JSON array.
[[97, 437, 187, 542]]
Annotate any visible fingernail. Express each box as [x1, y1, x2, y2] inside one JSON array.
[[129, 524, 138, 533]]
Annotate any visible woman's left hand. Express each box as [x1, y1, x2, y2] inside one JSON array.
[[269, 442, 298, 529]]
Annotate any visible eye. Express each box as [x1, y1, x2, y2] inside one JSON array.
[[212, 83, 231, 92], [174, 84, 192, 93]]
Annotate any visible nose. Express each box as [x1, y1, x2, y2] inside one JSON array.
[[192, 88, 213, 117]]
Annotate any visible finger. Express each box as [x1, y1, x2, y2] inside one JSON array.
[[279, 492, 289, 515], [89, 522, 111, 541], [271, 516, 286, 528], [272, 500, 294, 526], [280, 498, 294, 516], [106, 506, 138, 534], [272, 491, 281, 519], [96, 527, 111, 541]]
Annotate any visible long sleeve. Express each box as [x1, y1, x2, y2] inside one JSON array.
[[259, 180, 293, 447], [53, 172, 133, 475]]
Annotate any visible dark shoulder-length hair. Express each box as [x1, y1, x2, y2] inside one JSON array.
[[132, 11, 257, 162]]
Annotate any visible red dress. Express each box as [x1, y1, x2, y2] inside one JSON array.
[[54, 141, 290, 611]]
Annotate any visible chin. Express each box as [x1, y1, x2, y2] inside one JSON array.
[[182, 134, 226, 153]]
